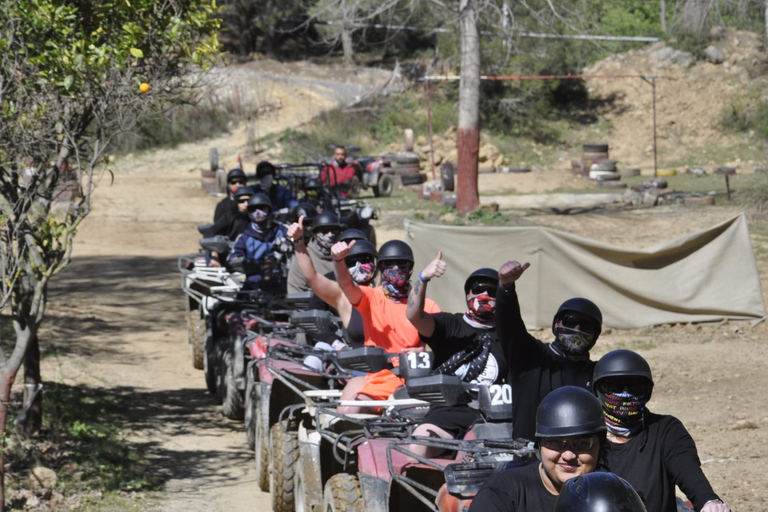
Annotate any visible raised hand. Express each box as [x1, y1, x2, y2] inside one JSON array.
[[499, 260, 531, 286], [287, 215, 304, 242], [331, 240, 354, 261], [421, 251, 447, 281]]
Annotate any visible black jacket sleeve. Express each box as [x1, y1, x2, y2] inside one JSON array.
[[495, 283, 542, 371]]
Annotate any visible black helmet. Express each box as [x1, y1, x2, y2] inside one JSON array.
[[555, 473, 647, 512], [535, 386, 606, 438], [312, 212, 342, 233], [377, 240, 414, 265], [347, 239, 378, 260], [227, 168, 246, 182], [552, 298, 602, 339], [234, 187, 253, 200], [593, 350, 654, 396], [256, 161, 276, 179], [340, 228, 368, 244], [292, 203, 318, 224], [464, 268, 499, 295], [247, 193, 272, 212]]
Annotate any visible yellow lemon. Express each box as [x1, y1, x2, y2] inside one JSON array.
[[139, 82, 150, 93]]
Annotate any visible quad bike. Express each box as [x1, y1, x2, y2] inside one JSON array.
[[294, 346, 536, 512], [323, 145, 395, 198], [247, 325, 354, 510]]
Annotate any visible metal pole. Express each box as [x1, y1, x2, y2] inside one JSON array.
[[425, 80, 436, 181], [652, 77, 658, 177]]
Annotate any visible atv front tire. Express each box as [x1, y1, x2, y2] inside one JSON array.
[[254, 388, 270, 492], [270, 423, 299, 512], [220, 348, 244, 420], [323, 473, 363, 512], [203, 335, 218, 395], [373, 174, 393, 197], [185, 300, 205, 370]]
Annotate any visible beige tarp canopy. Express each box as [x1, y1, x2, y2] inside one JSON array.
[[404, 214, 766, 329]]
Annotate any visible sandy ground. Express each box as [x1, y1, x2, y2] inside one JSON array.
[[36, 53, 768, 511]]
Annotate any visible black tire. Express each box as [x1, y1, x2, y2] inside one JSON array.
[[245, 378, 257, 450], [270, 423, 299, 512], [441, 163, 455, 192], [373, 174, 393, 197], [323, 473, 364, 512], [185, 301, 205, 370], [393, 151, 420, 165], [203, 335, 218, 395], [254, 388, 270, 492], [210, 147, 219, 172], [400, 172, 426, 185], [582, 142, 609, 153], [220, 348, 244, 420]]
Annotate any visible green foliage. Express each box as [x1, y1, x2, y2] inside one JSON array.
[[5, 384, 161, 498], [719, 93, 768, 142]]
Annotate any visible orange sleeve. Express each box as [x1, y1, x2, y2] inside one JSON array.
[[425, 298, 441, 314]]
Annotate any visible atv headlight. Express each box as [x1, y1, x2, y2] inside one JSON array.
[[359, 206, 374, 220]]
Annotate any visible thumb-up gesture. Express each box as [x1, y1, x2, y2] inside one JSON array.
[[287, 215, 305, 242], [499, 260, 531, 286], [420, 251, 447, 281], [331, 240, 353, 261]]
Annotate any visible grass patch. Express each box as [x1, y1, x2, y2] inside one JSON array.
[[5, 383, 161, 509]]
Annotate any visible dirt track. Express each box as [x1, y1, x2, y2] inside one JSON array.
[[39, 57, 768, 511]]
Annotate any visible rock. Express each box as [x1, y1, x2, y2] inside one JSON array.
[[754, 166, 768, 174], [493, 154, 505, 168], [650, 47, 693, 69], [443, 149, 458, 163], [28, 467, 57, 490], [710, 26, 726, 40], [704, 45, 725, 64], [478, 164, 496, 174], [416, 135, 427, 146], [733, 419, 758, 430]]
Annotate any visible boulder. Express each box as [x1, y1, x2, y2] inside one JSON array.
[[651, 46, 693, 69], [28, 467, 57, 491], [704, 45, 725, 64]]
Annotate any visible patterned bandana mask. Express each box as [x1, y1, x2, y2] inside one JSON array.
[[465, 292, 496, 325], [381, 264, 410, 303], [250, 209, 268, 224], [433, 332, 493, 384], [597, 390, 648, 437], [349, 261, 375, 285], [551, 325, 595, 361], [315, 232, 338, 255]]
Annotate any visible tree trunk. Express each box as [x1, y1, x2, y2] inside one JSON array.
[[765, 0, 768, 45], [341, 28, 355, 66], [21, 334, 42, 436], [340, 0, 356, 66], [661, 0, 667, 32], [456, 0, 480, 213], [0, 368, 18, 512]]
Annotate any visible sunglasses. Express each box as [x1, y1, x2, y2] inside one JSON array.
[[345, 256, 375, 268], [380, 259, 412, 269], [247, 205, 269, 213], [229, 179, 246, 186], [541, 436, 596, 453], [560, 313, 597, 333], [598, 377, 651, 397], [237, 197, 251, 203], [469, 281, 497, 296]]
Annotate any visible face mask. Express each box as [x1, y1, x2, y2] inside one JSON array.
[[250, 208, 268, 223], [229, 183, 243, 196], [315, 231, 338, 255], [597, 389, 648, 437], [551, 325, 595, 360], [260, 175, 273, 191], [349, 261, 375, 285], [381, 264, 410, 303], [465, 292, 496, 324]]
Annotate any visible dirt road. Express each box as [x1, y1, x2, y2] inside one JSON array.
[[38, 58, 768, 511]]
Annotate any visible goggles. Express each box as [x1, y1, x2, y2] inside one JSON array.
[[469, 281, 497, 296]]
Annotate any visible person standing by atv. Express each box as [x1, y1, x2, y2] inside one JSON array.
[[287, 216, 377, 347], [406, 253, 507, 456], [331, 239, 440, 414], [286, 212, 341, 293], [213, 168, 247, 222], [228, 193, 291, 291], [592, 350, 731, 512], [496, 259, 603, 441], [469, 386, 607, 512], [320, 146, 357, 191], [250, 160, 299, 211], [205, 187, 252, 267]]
